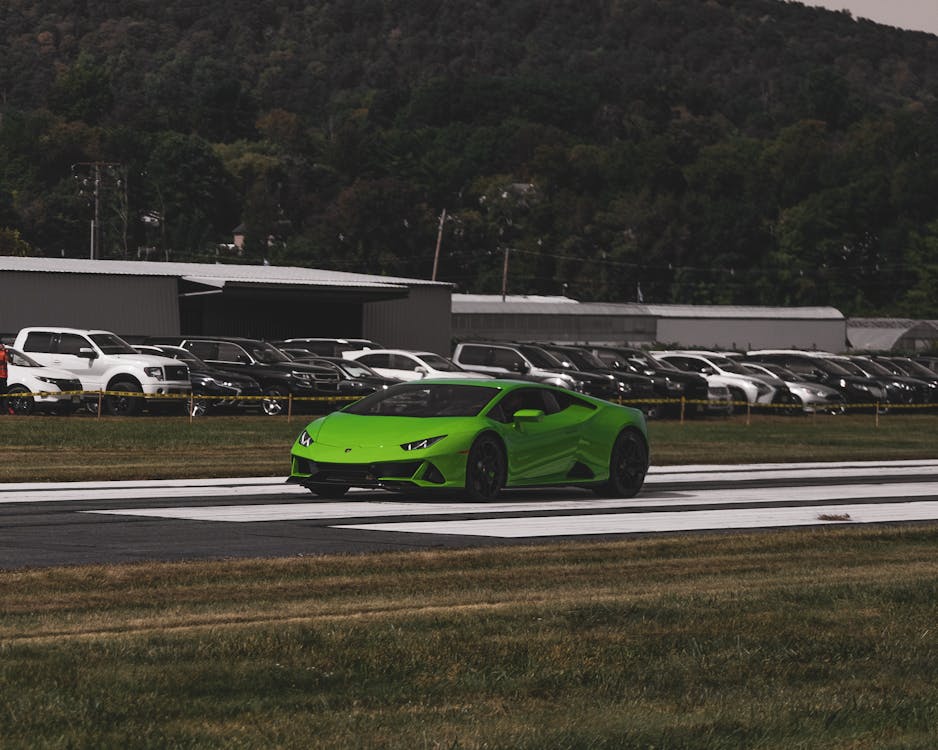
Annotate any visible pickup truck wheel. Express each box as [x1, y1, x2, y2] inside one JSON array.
[[6, 386, 34, 416], [106, 380, 143, 416], [262, 387, 286, 416]]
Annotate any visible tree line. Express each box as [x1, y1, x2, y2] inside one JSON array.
[[1, 0, 938, 316]]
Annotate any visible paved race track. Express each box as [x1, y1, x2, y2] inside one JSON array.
[[2, 459, 938, 569]]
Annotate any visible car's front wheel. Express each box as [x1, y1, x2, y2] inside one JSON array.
[[106, 381, 144, 416], [5, 386, 34, 416], [597, 428, 648, 498], [465, 433, 506, 501], [262, 387, 286, 416]]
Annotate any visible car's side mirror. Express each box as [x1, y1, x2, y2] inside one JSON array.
[[512, 361, 530, 374], [415, 366, 428, 377], [77, 347, 97, 360], [513, 408, 544, 424]]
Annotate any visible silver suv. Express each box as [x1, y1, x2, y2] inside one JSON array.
[[452, 341, 588, 391]]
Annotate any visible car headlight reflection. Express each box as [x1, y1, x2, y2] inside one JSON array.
[[401, 435, 447, 451]]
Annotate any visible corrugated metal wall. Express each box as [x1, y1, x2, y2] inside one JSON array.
[[655, 318, 848, 352], [363, 286, 452, 354], [451, 312, 657, 346], [0, 271, 180, 338]]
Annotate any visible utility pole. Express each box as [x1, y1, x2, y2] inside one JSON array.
[[73, 162, 121, 260], [431, 208, 446, 281], [501, 246, 510, 302]]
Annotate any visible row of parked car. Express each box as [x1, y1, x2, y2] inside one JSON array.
[[2, 326, 938, 417]]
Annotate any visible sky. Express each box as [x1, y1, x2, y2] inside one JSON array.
[[801, 0, 938, 36]]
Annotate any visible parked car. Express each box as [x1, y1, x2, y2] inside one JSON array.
[[342, 348, 492, 381], [273, 337, 383, 357], [14, 327, 191, 415], [875, 356, 938, 391], [296, 356, 401, 395], [452, 340, 600, 394], [134, 344, 263, 415], [0, 341, 7, 400], [148, 335, 344, 416], [3, 347, 83, 415], [840, 354, 936, 408], [745, 350, 888, 411], [740, 361, 846, 414], [653, 351, 795, 411], [587, 345, 726, 417], [532, 343, 658, 412]]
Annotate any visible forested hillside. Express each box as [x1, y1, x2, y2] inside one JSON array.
[[2, 0, 938, 314]]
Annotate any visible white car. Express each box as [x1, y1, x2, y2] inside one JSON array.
[[341, 349, 492, 381], [652, 350, 781, 407], [5, 347, 84, 415]]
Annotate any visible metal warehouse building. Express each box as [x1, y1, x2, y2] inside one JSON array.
[[0, 257, 453, 353], [452, 295, 848, 352]]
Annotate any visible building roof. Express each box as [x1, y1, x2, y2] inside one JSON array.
[[452, 295, 843, 320], [0, 257, 450, 293], [846, 318, 938, 351]]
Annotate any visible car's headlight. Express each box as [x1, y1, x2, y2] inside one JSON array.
[[401, 435, 446, 451], [36, 376, 59, 385], [292, 371, 313, 380], [298, 429, 314, 447], [144, 366, 163, 379], [665, 379, 685, 393]]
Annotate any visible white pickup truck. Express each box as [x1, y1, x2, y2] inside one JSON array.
[[13, 327, 191, 415]]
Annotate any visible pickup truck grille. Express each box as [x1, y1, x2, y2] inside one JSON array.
[[165, 365, 189, 381]]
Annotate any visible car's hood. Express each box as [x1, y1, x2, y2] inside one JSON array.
[[312, 412, 469, 449]]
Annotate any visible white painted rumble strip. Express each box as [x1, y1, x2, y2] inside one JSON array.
[[83, 481, 938, 523], [337, 501, 938, 538]]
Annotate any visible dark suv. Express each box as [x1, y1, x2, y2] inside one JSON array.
[[589, 346, 713, 418], [148, 336, 344, 415]]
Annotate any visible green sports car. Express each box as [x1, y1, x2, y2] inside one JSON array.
[[288, 378, 649, 500]]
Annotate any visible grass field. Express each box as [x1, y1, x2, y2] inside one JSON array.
[[2, 411, 937, 482], [2, 412, 938, 748]]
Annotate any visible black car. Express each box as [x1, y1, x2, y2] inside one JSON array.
[[589, 345, 712, 418], [746, 351, 888, 411], [135, 344, 264, 415], [147, 336, 344, 416], [535, 343, 658, 415], [272, 338, 383, 357], [301, 356, 401, 395]]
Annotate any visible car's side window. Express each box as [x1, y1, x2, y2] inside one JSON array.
[[186, 341, 218, 360], [359, 353, 390, 368], [58, 333, 89, 355], [22, 331, 54, 353], [663, 356, 694, 372], [492, 347, 524, 370], [216, 342, 250, 364], [457, 345, 490, 366], [390, 354, 418, 370]]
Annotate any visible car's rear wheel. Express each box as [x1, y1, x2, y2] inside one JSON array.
[[306, 483, 349, 499], [465, 433, 506, 501], [6, 386, 34, 416], [597, 428, 648, 498], [106, 381, 143, 416]]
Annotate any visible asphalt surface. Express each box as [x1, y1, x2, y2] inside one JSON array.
[[3, 459, 938, 569]]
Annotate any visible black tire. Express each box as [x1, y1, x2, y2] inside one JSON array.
[[596, 428, 648, 498], [465, 433, 507, 501], [306, 484, 349, 499], [6, 386, 34, 416], [106, 380, 143, 416], [190, 398, 210, 417], [262, 387, 286, 416]]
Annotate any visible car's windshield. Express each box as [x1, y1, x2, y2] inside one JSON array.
[[760, 363, 798, 380], [7, 348, 39, 367], [89, 333, 137, 355], [419, 353, 465, 372], [829, 357, 867, 376], [851, 358, 893, 377], [518, 345, 562, 368], [892, 359, 935, 378], [743, 364, 782, 381], [252, 343, 292, 364], [337, 361, 380, 378], [815, 359, 852, 376], [566, 349, 606, 369], [706, 355, 750, 375], [162, 347, 207, 368], [345, 383, 499, 417]]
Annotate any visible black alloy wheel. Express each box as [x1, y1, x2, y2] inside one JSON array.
[[105, 381, 143, 416], [262, 387, 287, 416], [597, 428, 648, 498], [465, 434, 507, 501], [5, 386, 34, 416]]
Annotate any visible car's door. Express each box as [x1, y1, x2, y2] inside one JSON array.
[[355, 352, 418, 381], [54, 332, 107, 390], [492, 387, 587, 483]]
